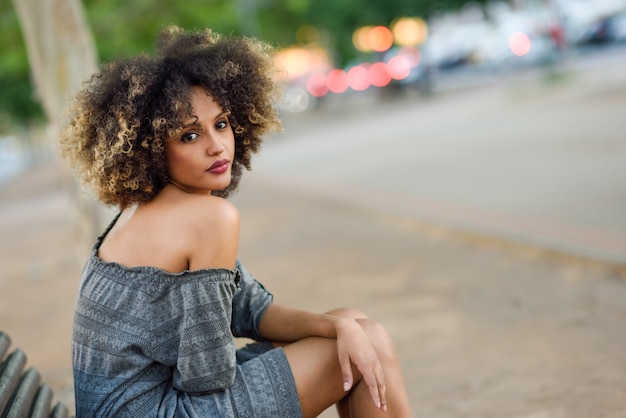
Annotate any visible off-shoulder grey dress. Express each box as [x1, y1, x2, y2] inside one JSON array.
[[71, 219, 303, 417]]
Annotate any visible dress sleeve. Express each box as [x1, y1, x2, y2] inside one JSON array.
[[231, 260, 274, 340], [171, 273, 240, 394]]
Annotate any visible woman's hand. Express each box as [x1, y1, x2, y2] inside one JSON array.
[[334, 317, 387, 411], [258, 305, 388, 411]]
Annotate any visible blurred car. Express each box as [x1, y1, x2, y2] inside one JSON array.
[[578, 11, 626, 45]]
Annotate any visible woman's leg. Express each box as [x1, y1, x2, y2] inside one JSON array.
[[281, 309, 412, 418]]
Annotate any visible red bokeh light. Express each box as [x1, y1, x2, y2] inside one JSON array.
[[347, 65, 370, 91], [368, 62, 391, 87], [306, 73, 328, 97], [326, 69, 349, 94], [399, 46, 421, 67], [508, 32, 532, 57], [387, 55, 411, 80]]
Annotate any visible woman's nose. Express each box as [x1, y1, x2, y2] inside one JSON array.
[[205, 135, 225, 156]]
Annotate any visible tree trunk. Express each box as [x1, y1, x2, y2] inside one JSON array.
[[11, 0, 107, 243]]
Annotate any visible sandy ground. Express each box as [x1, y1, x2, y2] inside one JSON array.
[[2, 51, 626, 417]]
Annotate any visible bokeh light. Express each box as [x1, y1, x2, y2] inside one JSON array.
[[353, 25, 394, 53], [368, 26, 394, 52], [283, 87, 310, 113], [508, 32, 532, 56], [368, 62, 391, 87], [353, 26, 374, 52], [387, 55, 411, 80], [326, 69, 349, 93], [391, 17, 429, 46], [306, 73, 328, 97], [347, 65, 371, 91], [275, 46, 332, 81]]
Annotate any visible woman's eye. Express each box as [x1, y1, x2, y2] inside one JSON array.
[[180, 132, 199, 143], [215, 119, 229, 130]]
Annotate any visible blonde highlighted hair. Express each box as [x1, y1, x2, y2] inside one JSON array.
[[60, 26, 282, 208]]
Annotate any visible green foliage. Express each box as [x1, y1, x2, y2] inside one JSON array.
[[82, 0, 241, 62], [0, 1, 44, 132]]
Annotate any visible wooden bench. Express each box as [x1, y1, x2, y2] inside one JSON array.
[[0, 331, 71, 418]]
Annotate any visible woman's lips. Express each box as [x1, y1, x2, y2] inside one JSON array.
[[207, 159, 229, 174]]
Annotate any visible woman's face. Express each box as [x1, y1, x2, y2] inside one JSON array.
[[165, 86, 235, 194]]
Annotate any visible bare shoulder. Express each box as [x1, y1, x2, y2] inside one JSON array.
[[177, 194, 240, 240], [167, 193, 240, 271], [99, 189, 240, 272]]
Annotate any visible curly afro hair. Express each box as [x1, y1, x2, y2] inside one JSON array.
[[60, 26, 282, 208]]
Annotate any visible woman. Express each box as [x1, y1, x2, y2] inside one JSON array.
[[60, 26, 412, 417]]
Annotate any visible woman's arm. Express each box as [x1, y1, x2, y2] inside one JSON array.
[[258, 304, 387, 409], [258, 304, 339, 342]]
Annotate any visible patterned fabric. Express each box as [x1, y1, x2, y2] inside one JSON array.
[[71, 223, 302, 417]]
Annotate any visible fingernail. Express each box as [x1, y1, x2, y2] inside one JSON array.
[[376, 401, 381, 409], [343, 381, 350, 391]]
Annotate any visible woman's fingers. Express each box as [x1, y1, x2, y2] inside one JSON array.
[[339, 352, 354, 392], [375, 364, 387, 411], [342, 349, 386, 410], [334, 317, 388, 410], [359, 362, 387, 410]]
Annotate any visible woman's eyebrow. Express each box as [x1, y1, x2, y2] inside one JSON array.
[[182, 115, 199, 128], [182, 111, 230, 128], [215, 110, 231, 119]]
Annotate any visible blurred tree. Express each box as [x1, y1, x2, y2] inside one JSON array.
[[11, 0, 101, 242], [81, 0, 241, 62], [11, 0, 97, 132]]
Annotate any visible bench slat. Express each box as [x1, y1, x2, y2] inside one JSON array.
[[5, 367, 41, 418], [0, 349, 27, 412], [0, 332, 10, 361], [30, 383, 53, 418], [0, 332, 73, 418], [49, 401, 70, 418]]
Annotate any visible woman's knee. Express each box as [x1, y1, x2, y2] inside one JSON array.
[[327, 310, 397, 359], [356, 318, 398, 361], [326, 307, 369, 320]]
